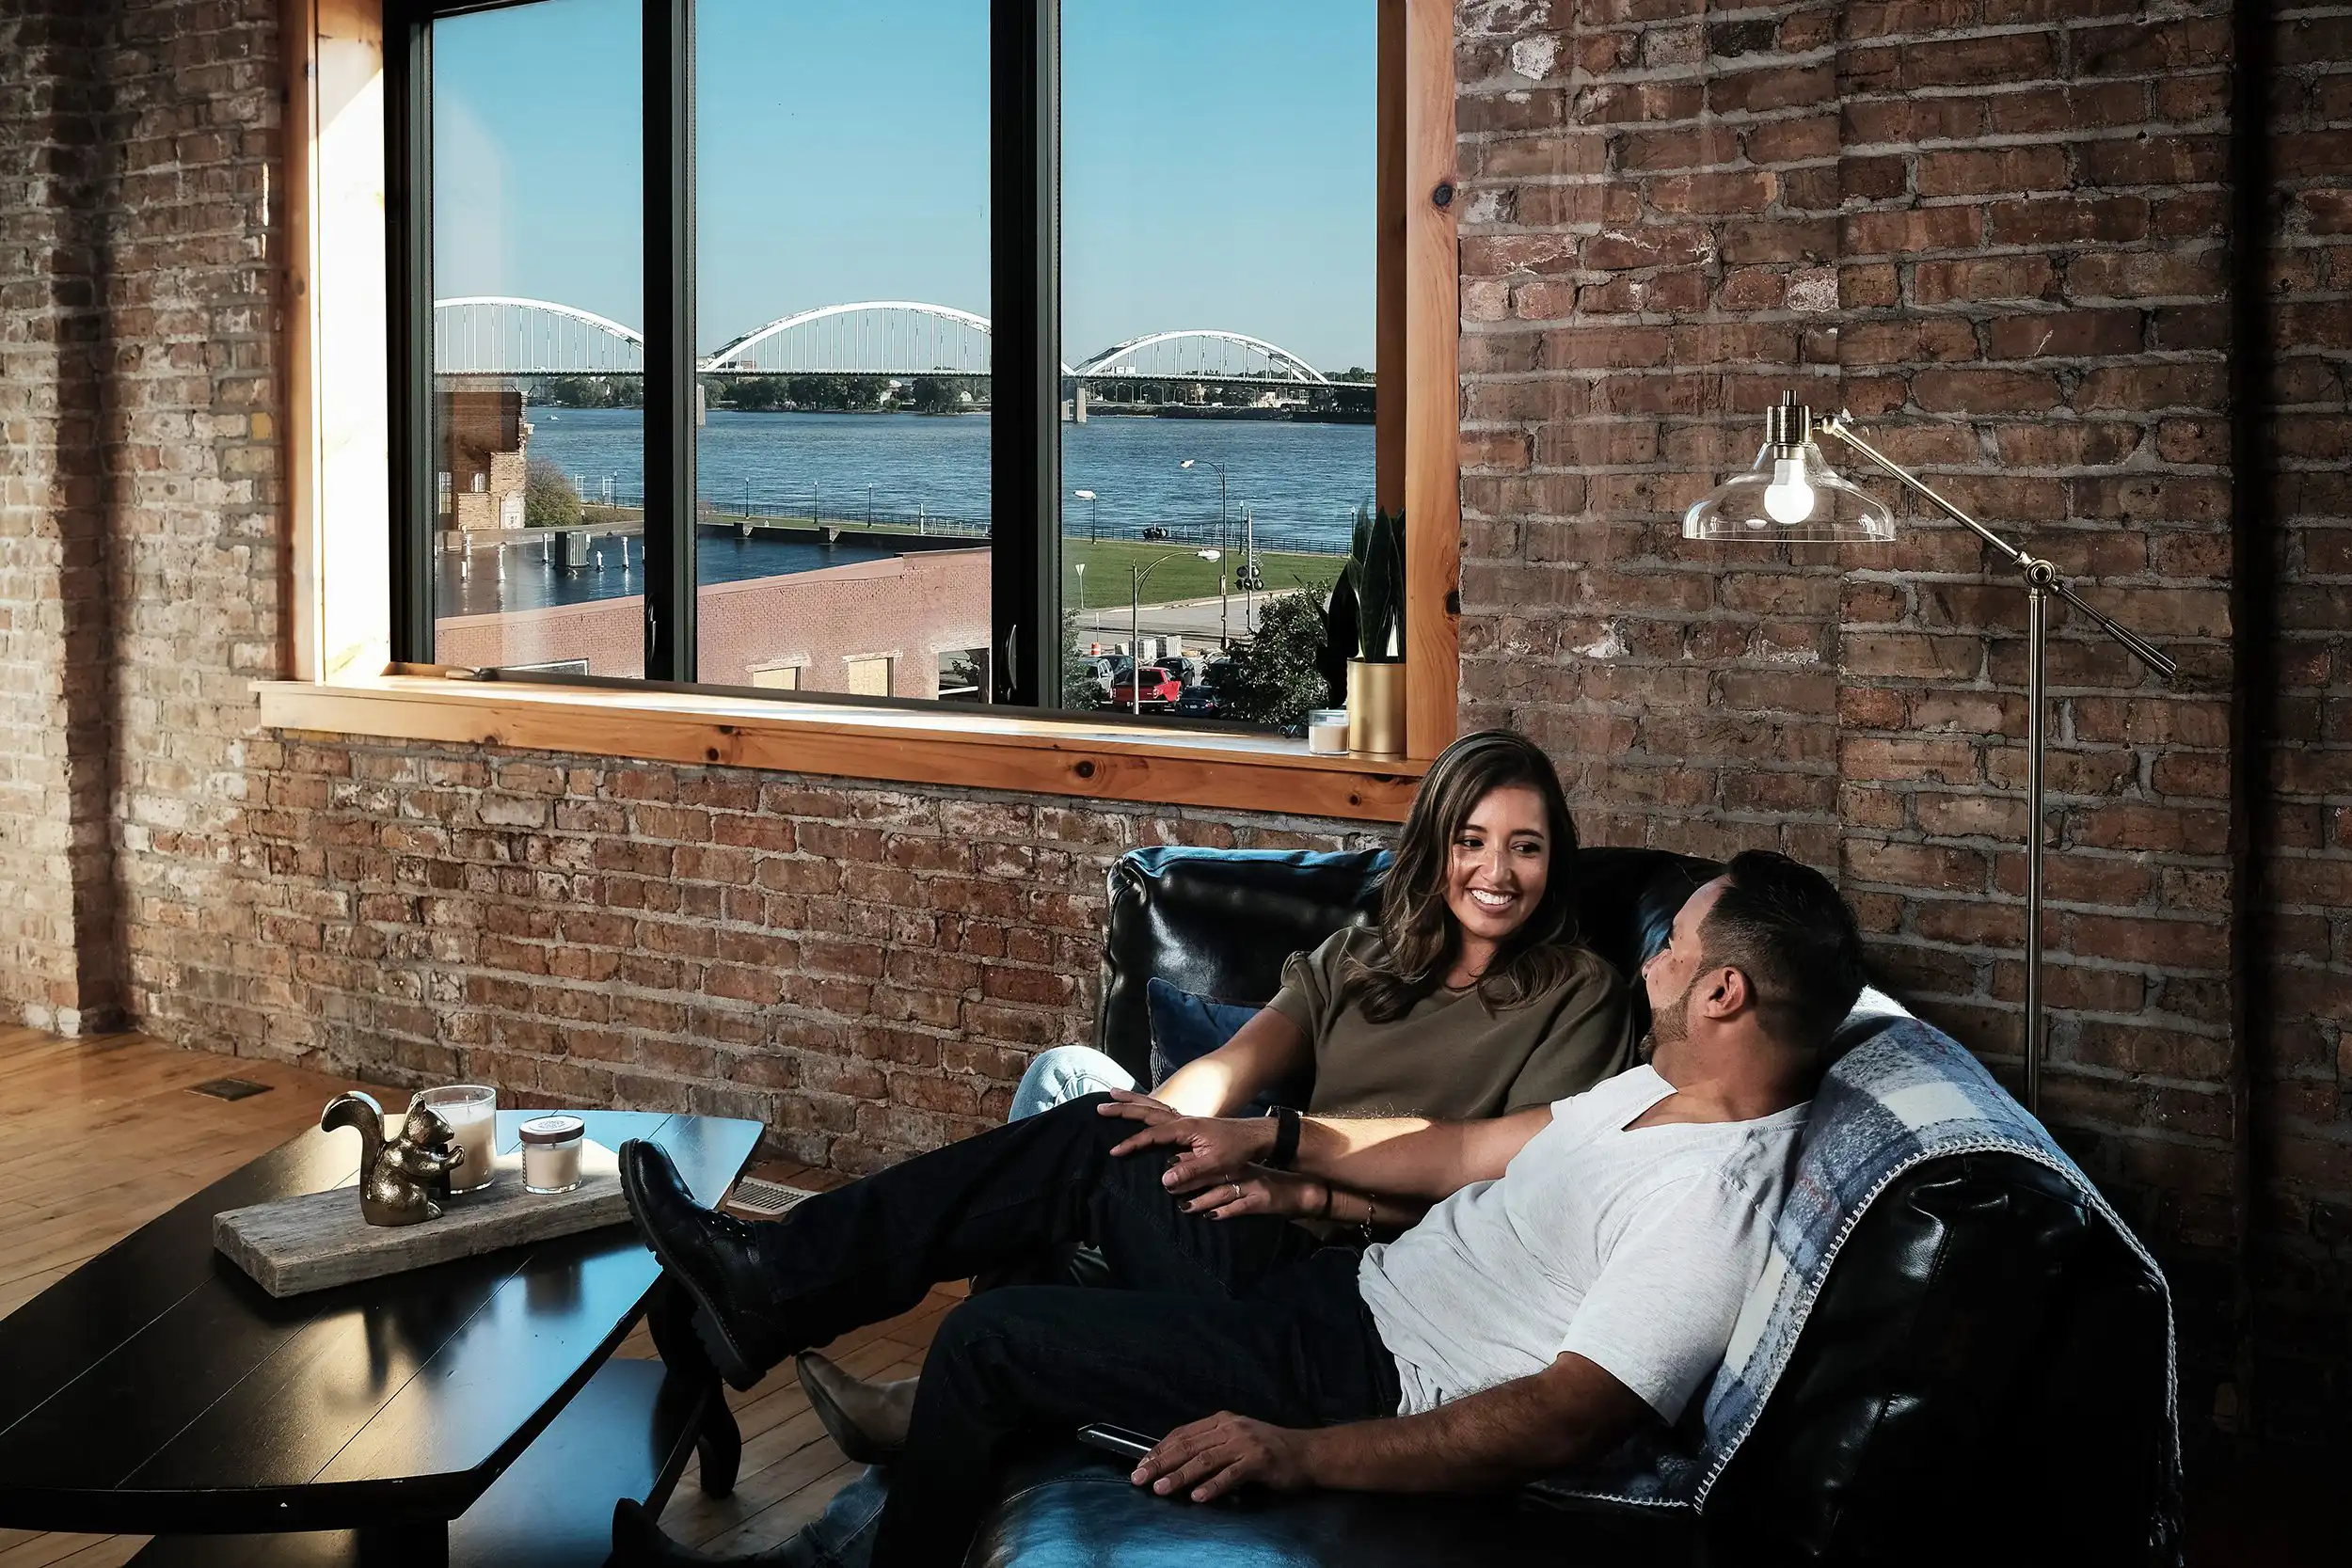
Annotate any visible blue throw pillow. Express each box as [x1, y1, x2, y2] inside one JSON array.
[[1144, 976, 1260, 1088], [1142, 977, 1314, 1115]]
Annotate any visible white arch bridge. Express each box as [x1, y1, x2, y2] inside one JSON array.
[[432, 297, 1345, 385]]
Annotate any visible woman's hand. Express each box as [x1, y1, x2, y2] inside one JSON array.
[[1100, 1104, 1275, 1190], [1180, 1170, 1328, 1222], [1134, 1413, 1318, 1503], [1094, 1086, 1178, 1123]]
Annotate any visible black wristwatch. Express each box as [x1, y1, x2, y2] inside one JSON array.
[[1263, 1105, 1302, 1170]]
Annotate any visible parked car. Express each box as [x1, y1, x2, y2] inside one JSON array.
[[1108, 666, 1182, 708], [1173, 668, 1237, 719]]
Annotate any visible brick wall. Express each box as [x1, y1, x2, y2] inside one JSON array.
[[3, 0, 2349, 1450], [1455, 1, 2250, 1410], [201, 740, 1369, 1172], [0, 4, 117, 1034], [2261, 2, 2352, 1449]]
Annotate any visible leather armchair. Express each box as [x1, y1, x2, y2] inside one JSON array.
[[980, 847, 2174, 1567]]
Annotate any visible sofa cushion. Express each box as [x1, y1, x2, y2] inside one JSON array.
[[1144, 976, 1261, 1085], [963, 1445, 1704, 1568]]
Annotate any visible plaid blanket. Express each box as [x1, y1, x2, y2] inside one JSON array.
[[1541, 992, 2180, 1523]]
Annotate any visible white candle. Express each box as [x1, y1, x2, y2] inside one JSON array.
[[413, 1085, 498, 1194], [1307, 707, 1350, 755], [520, 1115, 586, 1195]]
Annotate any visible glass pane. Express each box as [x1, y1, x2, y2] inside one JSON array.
[[695, 1, 992, 700], [1057, 1, 1375, 722], [430, 0, 645, 677]]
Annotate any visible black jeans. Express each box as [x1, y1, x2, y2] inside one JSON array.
[[740, 1095, 1402, 1567]]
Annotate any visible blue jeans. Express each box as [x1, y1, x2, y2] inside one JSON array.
[[1007, 1043, 1136, 1119], [783, 1047, 1131, 1568]]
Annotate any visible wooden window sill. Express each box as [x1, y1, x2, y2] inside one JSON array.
[[253, 676, 1425, 822]]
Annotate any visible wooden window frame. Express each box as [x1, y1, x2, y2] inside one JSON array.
[[272, 0, 1457, 823]]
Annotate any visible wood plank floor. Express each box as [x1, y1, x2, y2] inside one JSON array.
[[0, 1026, 948, 1568]]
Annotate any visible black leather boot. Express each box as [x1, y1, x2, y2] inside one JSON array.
[[620, 1139, 798, 1389]]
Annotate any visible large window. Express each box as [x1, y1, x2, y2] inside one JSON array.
[[391, 0, 1375, 722]]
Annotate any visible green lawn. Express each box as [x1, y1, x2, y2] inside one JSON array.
[[533, 512, 1341, 610], [1062, 538, 1341, 609]]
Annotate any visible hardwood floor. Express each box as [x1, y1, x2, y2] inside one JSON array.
[[0, 1026, 951, 1567]]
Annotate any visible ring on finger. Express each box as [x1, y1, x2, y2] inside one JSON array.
[[1228, 1180, 1242, 1203]]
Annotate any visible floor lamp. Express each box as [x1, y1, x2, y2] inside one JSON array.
[[1683, 392, 2179, 1117]]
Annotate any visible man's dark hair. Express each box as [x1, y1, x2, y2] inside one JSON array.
[[1697, 850, 1868, 1056]]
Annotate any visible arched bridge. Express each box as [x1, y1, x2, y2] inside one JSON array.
[[434, 295, 644, 375], [1069, 329, 1328, 384], [433, 297, 1341, 385]]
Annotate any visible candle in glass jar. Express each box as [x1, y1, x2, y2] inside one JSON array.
[[411, 1085, 498, 1194], [520, 1115, 586, 1195], [1307, 707, 1350, 756]]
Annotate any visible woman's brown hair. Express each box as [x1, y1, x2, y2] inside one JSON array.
[[1343, 728, 1582, 1022]]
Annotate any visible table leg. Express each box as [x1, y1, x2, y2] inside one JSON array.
[[695, 1397, 743, 1497], [355, 1518, 447, 1568], [646, 1275, 741, 1498]]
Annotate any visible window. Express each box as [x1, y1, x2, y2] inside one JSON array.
[[389, 0, 1385, 731], [420, 0, 645, 678], [1056, 3, 1375, 724]]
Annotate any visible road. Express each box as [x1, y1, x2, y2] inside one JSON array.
[[1070, 594, 1274, 656]]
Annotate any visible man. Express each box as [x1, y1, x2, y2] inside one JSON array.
[[614, 850, 1867, 1567]]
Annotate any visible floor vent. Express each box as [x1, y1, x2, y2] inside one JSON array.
[[189, 1077, 274, 1101], [724, 1176, 818, 1217]]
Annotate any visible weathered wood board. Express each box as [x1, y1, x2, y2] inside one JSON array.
[[214, 1138, 631, 1297]]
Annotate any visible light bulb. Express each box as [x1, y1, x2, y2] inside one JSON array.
[[1763, 455, 1815, 525]]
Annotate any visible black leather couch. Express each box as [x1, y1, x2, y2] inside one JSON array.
[[964, 847, 2178, 1568]]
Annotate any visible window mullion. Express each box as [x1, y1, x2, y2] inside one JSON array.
[[387, 2, 434, 664], [990, 0, 1059, 706], [642, 0, 696, 681]]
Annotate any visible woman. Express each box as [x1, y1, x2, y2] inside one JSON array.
[[790, 728, 1636, 1481]]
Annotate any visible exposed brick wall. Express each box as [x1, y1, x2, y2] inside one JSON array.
[[2260, 2, 2352, 1449], [196, 738, 1369, 1173], [1455, 1, 2247, 1408], [0, 4, 117, 1034], [99, 0, 288, 1069]]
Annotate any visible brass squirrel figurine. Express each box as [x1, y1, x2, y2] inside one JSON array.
[[320, 1090, 469, 1227]]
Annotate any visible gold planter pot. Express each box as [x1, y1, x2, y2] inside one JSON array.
[[1346, 658, 1406, 758]]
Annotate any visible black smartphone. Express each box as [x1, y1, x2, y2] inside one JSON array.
[[1076, 1422, 1161, 1463]]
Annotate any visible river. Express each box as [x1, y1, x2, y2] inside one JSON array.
[[521, 406, 1375, 555]]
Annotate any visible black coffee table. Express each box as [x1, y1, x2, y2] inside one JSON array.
[[0, 1108, 761, 1566]]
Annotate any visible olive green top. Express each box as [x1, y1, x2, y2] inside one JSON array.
[[1265, 926, 1637, 1120]]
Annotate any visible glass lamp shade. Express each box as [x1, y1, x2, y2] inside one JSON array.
[[1683, 439, 1898, 543]]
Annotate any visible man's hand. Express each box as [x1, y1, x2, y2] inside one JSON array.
[[1133, 1412, 1317, 1503], [1101, 1098, 1274, 1190]]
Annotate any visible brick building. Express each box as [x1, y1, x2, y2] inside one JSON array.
[[0, 0, 2346, 1471], [435, 546, 993, 696], [437, 384, 529, 532]]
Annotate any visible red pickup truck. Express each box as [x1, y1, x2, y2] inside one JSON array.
[[1109, 665, 1183, 708]]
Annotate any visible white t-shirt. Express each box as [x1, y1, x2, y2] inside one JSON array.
[[1356, 1064, 1806, 1424]]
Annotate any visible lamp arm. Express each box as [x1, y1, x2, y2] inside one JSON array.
[[1817, 416, 2178, 681]]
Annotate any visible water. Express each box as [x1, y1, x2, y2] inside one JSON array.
[[523, 406, 1375, 555]]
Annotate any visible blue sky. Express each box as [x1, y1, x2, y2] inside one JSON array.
[[433, 0, 1375, 372]]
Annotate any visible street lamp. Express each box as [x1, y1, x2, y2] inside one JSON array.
[[865, 483, 873, 528], [1179, 458, 1231, 648], [1073, 488, 1099, 543], [1074, 561, 1088, 634], [1130, 548, 1218, 716]]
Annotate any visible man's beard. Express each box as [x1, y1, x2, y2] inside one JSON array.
[[1646, 972, 1696, 1055]]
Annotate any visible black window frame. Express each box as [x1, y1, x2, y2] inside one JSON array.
[[387, 0, 1062, 706]]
